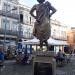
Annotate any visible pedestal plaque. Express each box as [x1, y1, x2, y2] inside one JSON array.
[[33, 51, 56, 75]]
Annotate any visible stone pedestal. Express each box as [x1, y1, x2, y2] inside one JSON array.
[[33, 51, 56, 75]]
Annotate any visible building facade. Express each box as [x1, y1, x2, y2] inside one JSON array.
[[0, 0, 35, 51], [67, 27, 75, 51], [50, 19, 68, 53], [51, 19, 67, 40], [0, 0, 69, 53], [18, 4, 35, 40], [0, 0, 19, 49]]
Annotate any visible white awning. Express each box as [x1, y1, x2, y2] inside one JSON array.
[[23, 37, 68, 45], [48, 38, 68, 45], [22, 38, 39, 45]]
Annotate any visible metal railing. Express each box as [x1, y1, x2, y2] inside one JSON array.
[[0, 29, 18, 36], [0, 10, 19, 19]]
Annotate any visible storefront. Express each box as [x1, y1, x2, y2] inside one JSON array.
[[48, 38, 68, 53], [22, 37, 68, 53]]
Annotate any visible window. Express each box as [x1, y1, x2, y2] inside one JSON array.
[[3, 3, 11, 11], [20, 14, 23, 23], [73, 34, 75, 42], [12, 6, 17, 14], [1, 19, 10, 30], [30, 17, 31, 24], [12, 21, 18, 31], [3, 3, 7, 11], [6, 20, 10, 30], [25, 14, 28, 23]]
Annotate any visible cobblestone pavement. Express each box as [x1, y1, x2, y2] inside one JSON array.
[[0, 57, 75, 75], [56, 56, 75, 75], [0, 60, 33, 75]]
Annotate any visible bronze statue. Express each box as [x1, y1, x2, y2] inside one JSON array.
[[30, 0, 56, 50]]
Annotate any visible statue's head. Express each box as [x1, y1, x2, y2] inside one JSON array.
[[37, 0, 45, 3]]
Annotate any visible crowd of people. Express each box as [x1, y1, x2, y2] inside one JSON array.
[[55, 49, 75, 66]]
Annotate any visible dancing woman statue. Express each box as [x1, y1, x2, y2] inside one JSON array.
[[30, 0, 56, 50]]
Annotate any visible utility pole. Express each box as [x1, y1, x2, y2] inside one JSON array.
[[3, 1, 8, 51]]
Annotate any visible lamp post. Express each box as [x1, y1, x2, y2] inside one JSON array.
[[3, 4, 17, 51]]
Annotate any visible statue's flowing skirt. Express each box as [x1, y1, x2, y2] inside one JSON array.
[[33, 17, 51, 41]]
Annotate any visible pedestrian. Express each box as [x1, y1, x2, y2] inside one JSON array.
[[0, 48, 4, 66], [56, 49, 65, 63], [30, 0, 56, 50]]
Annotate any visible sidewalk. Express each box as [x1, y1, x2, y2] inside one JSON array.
[[0, 56, 75, 75], [56, 55, 75, 75]]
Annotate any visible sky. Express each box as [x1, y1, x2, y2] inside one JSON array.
[[19, 0, 75, 27]]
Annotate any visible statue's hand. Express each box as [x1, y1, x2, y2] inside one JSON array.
[[36, 19, 40, 23], [35, 19, 41, 25], [35, 16, 37, 19], [49, 14, 52, 18]]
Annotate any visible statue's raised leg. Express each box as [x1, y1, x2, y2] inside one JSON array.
[[44, 40, 49, 51], [39, 40, 43, 50]]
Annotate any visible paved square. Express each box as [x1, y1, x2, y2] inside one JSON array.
[[0, 58, 75, 75]]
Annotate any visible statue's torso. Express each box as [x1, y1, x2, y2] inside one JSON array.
[[33, 3, 51, 40], [36, 3, 50, 24]]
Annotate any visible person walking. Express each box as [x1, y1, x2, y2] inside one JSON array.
[[0, 48, 4, 66]]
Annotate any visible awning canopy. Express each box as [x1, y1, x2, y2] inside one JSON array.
[[23, 37, 68, 46], [47, 38, 68, 45], [22, 38, 39, 45]]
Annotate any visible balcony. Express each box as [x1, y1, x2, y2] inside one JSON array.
[[23, 33, 34, 39], [0, 10, 19, 19], [51, 35, 67, 41], [0, 29, 18, 36]]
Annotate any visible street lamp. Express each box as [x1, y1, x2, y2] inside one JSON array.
[[3, 6, 17, 51]]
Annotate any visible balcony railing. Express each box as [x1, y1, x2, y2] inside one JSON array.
[[0, 10, 19, 19], [51, 35, 67, 41], [0, 29, 18, 36], [23, 34, 34, 39]]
